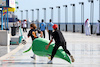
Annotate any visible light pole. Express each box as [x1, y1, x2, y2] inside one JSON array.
[[99, 0, 100, 20], [56, 6, 61, 30], [79, 2, 84, 33], [20, 10, 23, 27], [7, 8, 9, 29], [97, 0, 100, 20], [63, 5, 68, 32], [88, 0, 94, 34], [42, 8, 46, 23], [36, 9, 39, 29], [31, 9, 34, 22], [25, 10, 28, 28], [71, 4, 75, 32], [1, 7, 3, 30], [4, 9, 6, 29], [49, 7, 53, 22], [13, 12, 15, 27]]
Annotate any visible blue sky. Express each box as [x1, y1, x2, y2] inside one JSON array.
[[15, 0, 99, 23]]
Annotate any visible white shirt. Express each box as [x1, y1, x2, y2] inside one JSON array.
[[85, 20, 90, 27], [16, 21, 20, 27], [22, 21, 27, 27]]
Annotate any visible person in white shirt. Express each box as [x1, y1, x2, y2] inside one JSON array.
[[22, 20, 27, 32], [85, 19, 91, 36], [96, 20, 100, 35], [16, 20, 21, 32]]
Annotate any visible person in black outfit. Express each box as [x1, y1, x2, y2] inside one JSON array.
[[45, 24, 75, 64], [28, 23, 43, 59]]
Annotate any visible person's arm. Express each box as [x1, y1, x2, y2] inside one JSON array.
[[27, 30, 31, 38], [39, 23, 41, 29], [32, 31, 37, 38], [15, 22, 17, 26], [45, 24, 46, 29], [88, 21, 90, 27], [45, 37, 53, 50], [28, 36, 30, 38]]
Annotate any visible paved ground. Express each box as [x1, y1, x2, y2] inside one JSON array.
[[0, 45, 18, 57], [0, 29, 23, 57], [0, 30, 100, 67]]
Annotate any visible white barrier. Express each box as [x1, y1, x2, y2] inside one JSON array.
[[0, 30, 10, 46]]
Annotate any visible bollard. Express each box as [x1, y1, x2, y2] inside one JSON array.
[[91, 24, 93, 34], [66, 24, 67, 31], [82, 24, 84, 33], [73, 24, 75, 32], [59, 24, 60, 30]]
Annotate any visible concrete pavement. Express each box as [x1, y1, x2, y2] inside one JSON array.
[[0, 30, 100, 67]]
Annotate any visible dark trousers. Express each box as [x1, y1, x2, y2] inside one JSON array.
[[51, 42, 71, 60], [42, 30, 45, 38], [48, 30, 53, 40], [23, 27, 27, 32]]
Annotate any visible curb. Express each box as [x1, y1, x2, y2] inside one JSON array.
[[0, 37, 29, 60], [0, 44, 24, 60]]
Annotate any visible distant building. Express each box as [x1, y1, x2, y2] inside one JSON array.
[[0, 12, 18, 22]]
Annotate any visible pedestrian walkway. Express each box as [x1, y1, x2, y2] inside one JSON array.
[[0, 45, 18, 57], [0, 30, 100, 67]]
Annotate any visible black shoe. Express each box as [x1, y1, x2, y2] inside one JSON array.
[[31, 56, 36, 60]]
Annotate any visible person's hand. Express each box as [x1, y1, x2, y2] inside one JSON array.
[[45, 45, 49, 50], [27, 36, 29, 38], [47, 30, 49, 32]]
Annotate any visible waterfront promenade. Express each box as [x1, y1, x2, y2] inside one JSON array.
[[0, 30, 100, 67]]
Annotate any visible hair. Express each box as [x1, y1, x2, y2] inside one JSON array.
[[54, 28, 57, 30], [30, 23, 37, 29], [87, 19, 89, 21], [98, 20, 100, 22], [17, 19, 19, 21], [42, 19, 44, 22], [50, 19, 52, 22]]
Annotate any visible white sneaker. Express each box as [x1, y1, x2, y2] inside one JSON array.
[[47, 60, 53, 64]]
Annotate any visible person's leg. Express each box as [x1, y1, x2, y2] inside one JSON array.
[[31, 54, 36, 60], [48, 44, 60, 64], [23, 28, 25, 32], [62, 42, 74, 62], [24, 28, 25, 32], [50, 30, 53, 39], [88, 27, 91, 35], [42, 31, 44, 38], [23, 28, 24, 32], [42, 31, 45, 38], [61, 42, 71, 56], [44, 30, 45, 38], [25, 27, 27, 32], [86, 27, 88, 35], [48, 30, 50, 40], [51, 45, 59, 60], [25, 28, 26, 32], [31, 41, 36, 60]]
